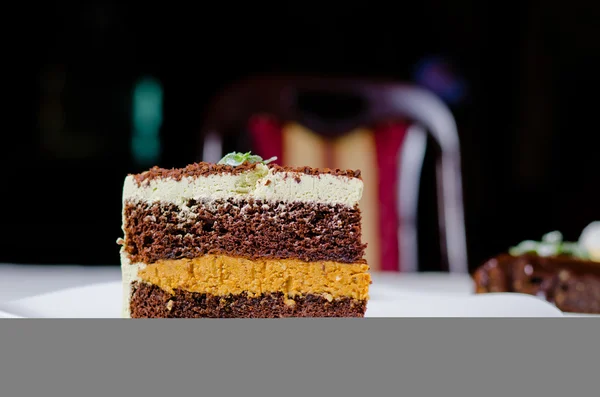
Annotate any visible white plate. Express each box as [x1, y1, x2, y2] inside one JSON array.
[[0, 281, 569, 318]]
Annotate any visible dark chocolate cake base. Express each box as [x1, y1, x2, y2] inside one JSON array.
[[130, 282, 367, 318]]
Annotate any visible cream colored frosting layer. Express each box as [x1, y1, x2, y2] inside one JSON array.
[[120, 248, 142, 318], [123, 164, 363, 208]]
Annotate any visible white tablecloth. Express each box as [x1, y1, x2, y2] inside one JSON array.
[[0, 264, 121, 302], [0, 263, 474, 303]]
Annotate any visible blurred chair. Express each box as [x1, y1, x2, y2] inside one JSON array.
[[199, 76, 467, 273]]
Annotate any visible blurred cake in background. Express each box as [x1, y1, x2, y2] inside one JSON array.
[[473, 223, 600, 314]]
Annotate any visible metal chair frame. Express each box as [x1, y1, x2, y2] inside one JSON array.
[[200, 76, 468, 273]]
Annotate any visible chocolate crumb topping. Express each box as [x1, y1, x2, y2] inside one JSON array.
[[130, 161, 362, 186]]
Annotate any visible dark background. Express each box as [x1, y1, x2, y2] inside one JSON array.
[[3, 2, 599, 271]]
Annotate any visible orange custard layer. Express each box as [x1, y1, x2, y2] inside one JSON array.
[[137, 254, 371, 300]]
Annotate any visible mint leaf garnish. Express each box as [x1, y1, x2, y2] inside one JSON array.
[[542, 230, 563, 244], [509, 231, 590, 259], [217, 151, 277, 166]]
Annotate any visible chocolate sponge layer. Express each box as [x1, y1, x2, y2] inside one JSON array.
[[123, 198, 366, 264]]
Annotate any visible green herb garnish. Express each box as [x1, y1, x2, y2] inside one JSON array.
[[217, 151, 277, 167], [509, 231, 590, 259]]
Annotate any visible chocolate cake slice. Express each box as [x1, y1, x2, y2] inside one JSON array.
[[473, 231, 600, 314], [118, 152, 371, 318]]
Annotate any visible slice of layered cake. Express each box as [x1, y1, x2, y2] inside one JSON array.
[[473, 230, 600, 314], [119, 152, 371, 318]]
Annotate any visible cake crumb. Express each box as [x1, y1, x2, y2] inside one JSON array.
[[284, 299, 296, 307]]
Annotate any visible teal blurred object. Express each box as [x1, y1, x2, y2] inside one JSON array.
[[132, 76, 163, 165]]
